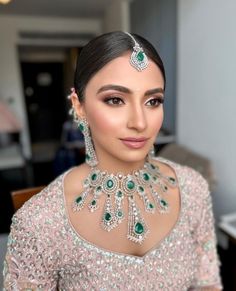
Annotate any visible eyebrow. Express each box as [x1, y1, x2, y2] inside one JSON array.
[[96, 84, 164, 96]]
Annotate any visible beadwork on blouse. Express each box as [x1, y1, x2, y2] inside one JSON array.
[[3, 157, 223, 290]]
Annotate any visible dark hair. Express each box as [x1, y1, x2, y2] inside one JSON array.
[[74, 31, 166, 102]]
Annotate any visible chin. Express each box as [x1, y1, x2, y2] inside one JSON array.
[[115, 150, 149, 164]]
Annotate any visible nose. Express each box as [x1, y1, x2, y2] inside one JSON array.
[[127, 104, 147, 132]]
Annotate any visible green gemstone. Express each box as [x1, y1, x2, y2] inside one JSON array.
[[117, 210, 123, 217], [117, 191, 123, 198], [150, 163, 155, 169], [137, 51, 144, 61], [79, 123, 84, 132], [104, 212, 112, 221], [149, 203, 154, 209], [107, 179, 114, 188], [86, 154, 90, 161], [160, 199, 168, 207], [138, 186, 144, 192], [96, 186, 102, 192], [169, 177, 176, 183], [76, 196, 82, 204], [134, 222, 144, 234], [127, 180, 135, 190], [91, 173, 97, 181], [91, 200, 97, 206], [143, 173, 150, 181]]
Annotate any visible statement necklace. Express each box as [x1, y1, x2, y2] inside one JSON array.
[[72, 159, 178, 244]]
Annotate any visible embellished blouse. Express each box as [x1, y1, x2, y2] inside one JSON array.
[[3, 158, 222, 290]]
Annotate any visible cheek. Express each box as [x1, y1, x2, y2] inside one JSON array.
[[149, 108, 164, 132], [87, 108, 123, 134]]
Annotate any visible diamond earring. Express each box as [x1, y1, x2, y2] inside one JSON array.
[[77, 118, 98, 167]]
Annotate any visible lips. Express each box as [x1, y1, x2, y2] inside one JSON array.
[[120, 137, 148, 149]]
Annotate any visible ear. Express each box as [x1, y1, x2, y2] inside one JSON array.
[[70, 91, 86, 119]]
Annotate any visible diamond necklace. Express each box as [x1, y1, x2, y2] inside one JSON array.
[[72, 158, 178, 244]]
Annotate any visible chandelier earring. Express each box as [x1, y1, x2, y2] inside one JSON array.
[[148, 144, 155, 159], [68, 88, 98, 167]]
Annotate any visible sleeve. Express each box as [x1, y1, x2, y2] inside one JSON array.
[[3, 212, 58, 290], [190, 175, 223, 290]]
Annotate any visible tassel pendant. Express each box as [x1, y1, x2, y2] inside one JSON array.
[[127, 196, 149, 244], [72, 189, 90, 212], [101, 194, 117, 231]]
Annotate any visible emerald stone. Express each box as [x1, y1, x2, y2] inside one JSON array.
[[127, 180, 135, 190], [91, 200, 96, 206], [137, 51, 144, 61], [149, 203, 154, 209], [79, 123, 84, 132], [134, 222, 144, 234], [117, 210, 123, 217], [86, 154, 90, 161], [160, 199, 168, 207], [117, 191, 123, 198], [91, 173, 97, 181], [104, 212, 112, 221], [107, 179, 114, 188], [169, 177, 175, 183], [150, 164, 155, 169], [76, 196, 82, 204], [143, 173, 150, 181], [138, 186, 144, 192], [96, 186, 102, 192]]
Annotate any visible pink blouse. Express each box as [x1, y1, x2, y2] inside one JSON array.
[[3, 158, 222, 290]]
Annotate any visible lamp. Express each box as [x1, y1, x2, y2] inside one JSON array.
[[0, 0, 12, 4]]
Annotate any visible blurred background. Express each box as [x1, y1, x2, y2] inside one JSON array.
[[0, 0, 235, 289]]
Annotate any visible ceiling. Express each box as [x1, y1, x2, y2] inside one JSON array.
[[0, 0, 112, 18]]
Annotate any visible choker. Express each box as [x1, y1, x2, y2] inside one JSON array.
[[72, 159, 177, 244]]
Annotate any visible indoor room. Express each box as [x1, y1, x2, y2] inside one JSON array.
[[0, 0, 235, 289]]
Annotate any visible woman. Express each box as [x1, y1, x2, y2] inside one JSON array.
[[3, 31, 222, 290]]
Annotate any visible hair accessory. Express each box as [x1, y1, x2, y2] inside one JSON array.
[[72, 158, 178, 244], [68, 88, 98, 167], [125, 32, 149, 72]]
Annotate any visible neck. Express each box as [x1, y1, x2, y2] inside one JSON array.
[[92, 156, 149, 175]]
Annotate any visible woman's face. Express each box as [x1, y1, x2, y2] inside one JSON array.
[[76, 53, 164, 171]]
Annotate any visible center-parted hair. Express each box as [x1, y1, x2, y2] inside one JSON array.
[[74, 31, 166, 102]]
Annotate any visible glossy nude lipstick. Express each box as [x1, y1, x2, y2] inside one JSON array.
[[120, 137, 148, 149]]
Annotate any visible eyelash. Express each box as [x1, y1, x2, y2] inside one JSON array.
[[104, 97, 124, 105], [146, 97, 164, 107], [103, 96, 164, 107]]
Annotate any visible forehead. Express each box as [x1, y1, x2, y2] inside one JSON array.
[[85, 54, 164, 94]]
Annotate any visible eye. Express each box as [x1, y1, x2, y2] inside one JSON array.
[[145, 97, 164, 107], [104, 97, 124, 106]]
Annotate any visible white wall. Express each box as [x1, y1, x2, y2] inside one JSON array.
[[0, 15, 102, 159], [103, 0, 130, 32], [177, 0, 236, 219], [131, 0, 177, 134]]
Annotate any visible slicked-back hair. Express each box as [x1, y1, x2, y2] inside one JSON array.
[[74, 31, 166, 102]]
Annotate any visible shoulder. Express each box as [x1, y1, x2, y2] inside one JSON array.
[[153, 156, 209, 197], [12, 170, 68, 234]]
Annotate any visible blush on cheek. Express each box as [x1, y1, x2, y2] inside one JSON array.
[[88, 110, 123, 135], [151, 111, 164, 133]]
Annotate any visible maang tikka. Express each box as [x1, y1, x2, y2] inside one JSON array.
[[68, 88, 98, 167], [124, 32, 149, 72]]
